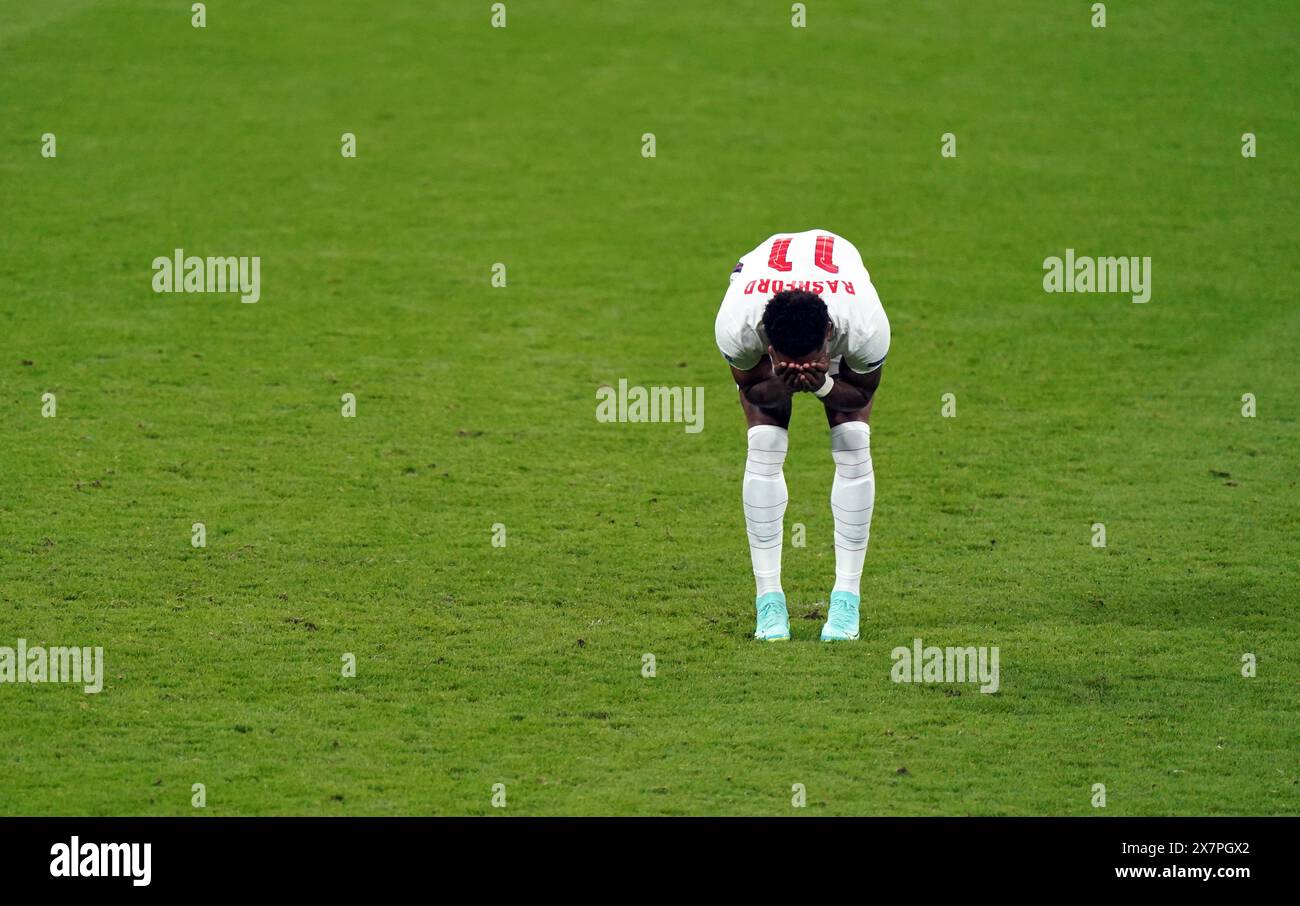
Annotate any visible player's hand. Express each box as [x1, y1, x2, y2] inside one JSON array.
[[779, 361, 826, 392], [799, 364, 827, 392], [797, 350, 830, 392], [804, 348, 830, 375], [772, 358, 803, 393], [771, 349, 828, 393]]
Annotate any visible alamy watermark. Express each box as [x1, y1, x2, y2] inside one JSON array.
[[1043, 249, 1151, 303], [891, 638, 999, 693], [152, 248, 261, 303], [0, 639, 103, 693], [596, 379, 703, 433], [50, 837, 150, 886]]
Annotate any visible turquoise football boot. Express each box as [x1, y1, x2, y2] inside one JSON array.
[[820, 591, 860, 641], [754, 591, 790, 642]]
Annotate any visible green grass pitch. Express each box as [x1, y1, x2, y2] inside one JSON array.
[[1, 1, 1296, 816]]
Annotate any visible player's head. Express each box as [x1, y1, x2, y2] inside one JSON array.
[[762, 290, 832, 363]]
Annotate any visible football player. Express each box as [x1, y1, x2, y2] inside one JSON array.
[[714, 230, 890, 641]]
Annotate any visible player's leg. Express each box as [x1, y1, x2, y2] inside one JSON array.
[[820, 362, 876, 641], [738, 386, 792, 641]]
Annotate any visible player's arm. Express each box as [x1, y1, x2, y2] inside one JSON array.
[[730, 357, 793, 409], [817, 361, 882, 412]]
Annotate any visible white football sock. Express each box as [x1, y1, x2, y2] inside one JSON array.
[[830, 421, 874, 596], [743, 424, 788, 596]]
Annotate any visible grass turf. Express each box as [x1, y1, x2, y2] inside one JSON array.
[[0, 0, 1296, 815]]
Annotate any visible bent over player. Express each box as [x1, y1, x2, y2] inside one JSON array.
[[714, 230, 890, 642]]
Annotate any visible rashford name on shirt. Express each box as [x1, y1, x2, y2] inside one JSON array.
[[739, 278, 857, 296]]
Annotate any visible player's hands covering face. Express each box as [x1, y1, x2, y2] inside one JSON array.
[[772, 349, 829, 393]]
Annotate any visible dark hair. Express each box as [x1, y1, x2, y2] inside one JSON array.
[[762, 290, 830, 357]]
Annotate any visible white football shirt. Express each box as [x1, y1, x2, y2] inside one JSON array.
[[714, 229, 890, 374]]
